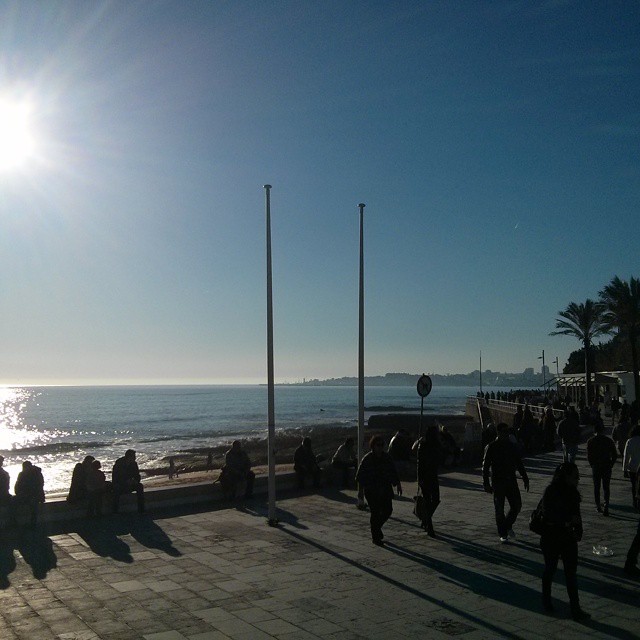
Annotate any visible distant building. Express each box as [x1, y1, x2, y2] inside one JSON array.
[[523, 368, 534, 377]]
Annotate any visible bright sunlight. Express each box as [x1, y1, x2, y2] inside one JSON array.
[[0, 97, 36, 171]]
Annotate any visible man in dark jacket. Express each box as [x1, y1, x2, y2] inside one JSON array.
[[586, 422, 618, 516], [220, 440, 255, 499], [483, 422, 529, 542], [294, 437, 321, 489], [356, 435, 402, 545], [557, 408, 582, 463], [112, 449, 145, 513]]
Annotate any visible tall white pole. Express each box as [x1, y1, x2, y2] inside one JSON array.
[[358, 203, 365, 465], [264, 184, 277, 526]]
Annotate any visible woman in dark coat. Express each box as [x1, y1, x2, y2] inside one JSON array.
[[355, 435, 402, 545], [413, 424, 441, 537], [539, 462, 589, 621]]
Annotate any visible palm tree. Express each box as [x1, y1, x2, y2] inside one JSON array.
[[550, 299, 608, 404], [599, 275, 640, 403]]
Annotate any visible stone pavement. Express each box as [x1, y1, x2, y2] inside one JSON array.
[[0, 446, 638, 640]]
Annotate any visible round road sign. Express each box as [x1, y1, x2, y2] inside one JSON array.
[[417, 374, 432, 398]]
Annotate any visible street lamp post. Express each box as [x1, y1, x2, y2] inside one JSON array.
[[538, 350, 546, 394], [552, 356, 560, 395], [357, 203, 365, 467], [264, 184, 277, 526]]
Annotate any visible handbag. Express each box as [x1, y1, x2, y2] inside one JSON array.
[[413, 489, 426, 521], [529, 498, 545, 535]]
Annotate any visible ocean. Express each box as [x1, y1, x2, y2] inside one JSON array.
[[0, 384, 484, 494]]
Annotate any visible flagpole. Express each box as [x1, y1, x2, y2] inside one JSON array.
[[357, 203, 366, 465], [264, 184, 277, 526]]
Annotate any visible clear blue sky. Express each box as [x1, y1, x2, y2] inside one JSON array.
[[1, 1, 638, 385]]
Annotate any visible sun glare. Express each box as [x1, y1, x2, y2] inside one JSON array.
[[0, 98, 36, 171]]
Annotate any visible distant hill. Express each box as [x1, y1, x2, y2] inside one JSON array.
[[286, 371, 543, 388]]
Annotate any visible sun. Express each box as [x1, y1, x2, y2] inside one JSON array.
[[0, 98, 36, 171]]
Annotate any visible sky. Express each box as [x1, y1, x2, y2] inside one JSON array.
[[0, 1, 639, 386]]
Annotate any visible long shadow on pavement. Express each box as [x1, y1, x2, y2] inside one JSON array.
[[0, 526, 57, 587], [74, 514, 181, 562], [384, 541, 637, 640], [279, 524, 528, 639]]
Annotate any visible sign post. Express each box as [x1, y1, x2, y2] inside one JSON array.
[[417, 373, 433, 439]]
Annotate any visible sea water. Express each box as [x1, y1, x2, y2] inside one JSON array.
[[0, 384, 487, 493]]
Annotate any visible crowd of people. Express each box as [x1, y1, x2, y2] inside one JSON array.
[[1, 397, 638, 624]]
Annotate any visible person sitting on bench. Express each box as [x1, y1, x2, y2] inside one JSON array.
[[219, 441, 255, 499], [112, 449, 145, 513]]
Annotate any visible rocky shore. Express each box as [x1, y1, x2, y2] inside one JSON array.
[[141, 413, 469, 487]]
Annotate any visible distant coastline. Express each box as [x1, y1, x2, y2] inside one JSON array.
[[281, 371, 545, 388]]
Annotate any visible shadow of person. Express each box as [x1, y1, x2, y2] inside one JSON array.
[[0, 536, 17, 589], [75, 520, 133, 563], [126, 515, 181, 557], [15, 528, 57, 580], [235, 501, 308, 530]]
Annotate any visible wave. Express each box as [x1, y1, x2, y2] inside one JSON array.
[[1, 441, 112, 456]]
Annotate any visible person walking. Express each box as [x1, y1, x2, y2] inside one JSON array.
[[414, 423, 441, 538], [482, 422, 529, 542], [538, 462, 590, 621], [541, 406, 557, 453], [623, 468, 640, 578], [586, 422, 617, 515], [355, 435, 402, 545], [557, 407, 581, 463], [623, 425, 640, 506]]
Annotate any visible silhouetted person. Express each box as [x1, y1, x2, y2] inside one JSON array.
[[612, 418, 631, 457], [112, 449, 145, 513], [539, 462, 589, 621], [557, 408, 581, 463], [14, 461, 45, 526], [414, 424, 441, 537], [482, 422, 529, 542], [355, 435, 402, 545], [623, 425, 640, 506], [294, 437, 321, 489], [331, 437, 357, 488], [388, 429, 413, 476], [624, 471, 640, 578], [0, 456, 11, 506], [67, 455, 95, 504], [586, 422, 617, 516], [439, 423, 461, 466], [220, 440, 255, 499], [168, 457, 177, 479], [519, 405, 536, 452], [541, 406, 557, 453], [86, 459, 108, 518]]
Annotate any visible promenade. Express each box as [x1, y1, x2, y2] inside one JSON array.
[[0, 446, 638, 640]]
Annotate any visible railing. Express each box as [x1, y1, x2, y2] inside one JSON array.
[[468, 397, 564, 421]]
